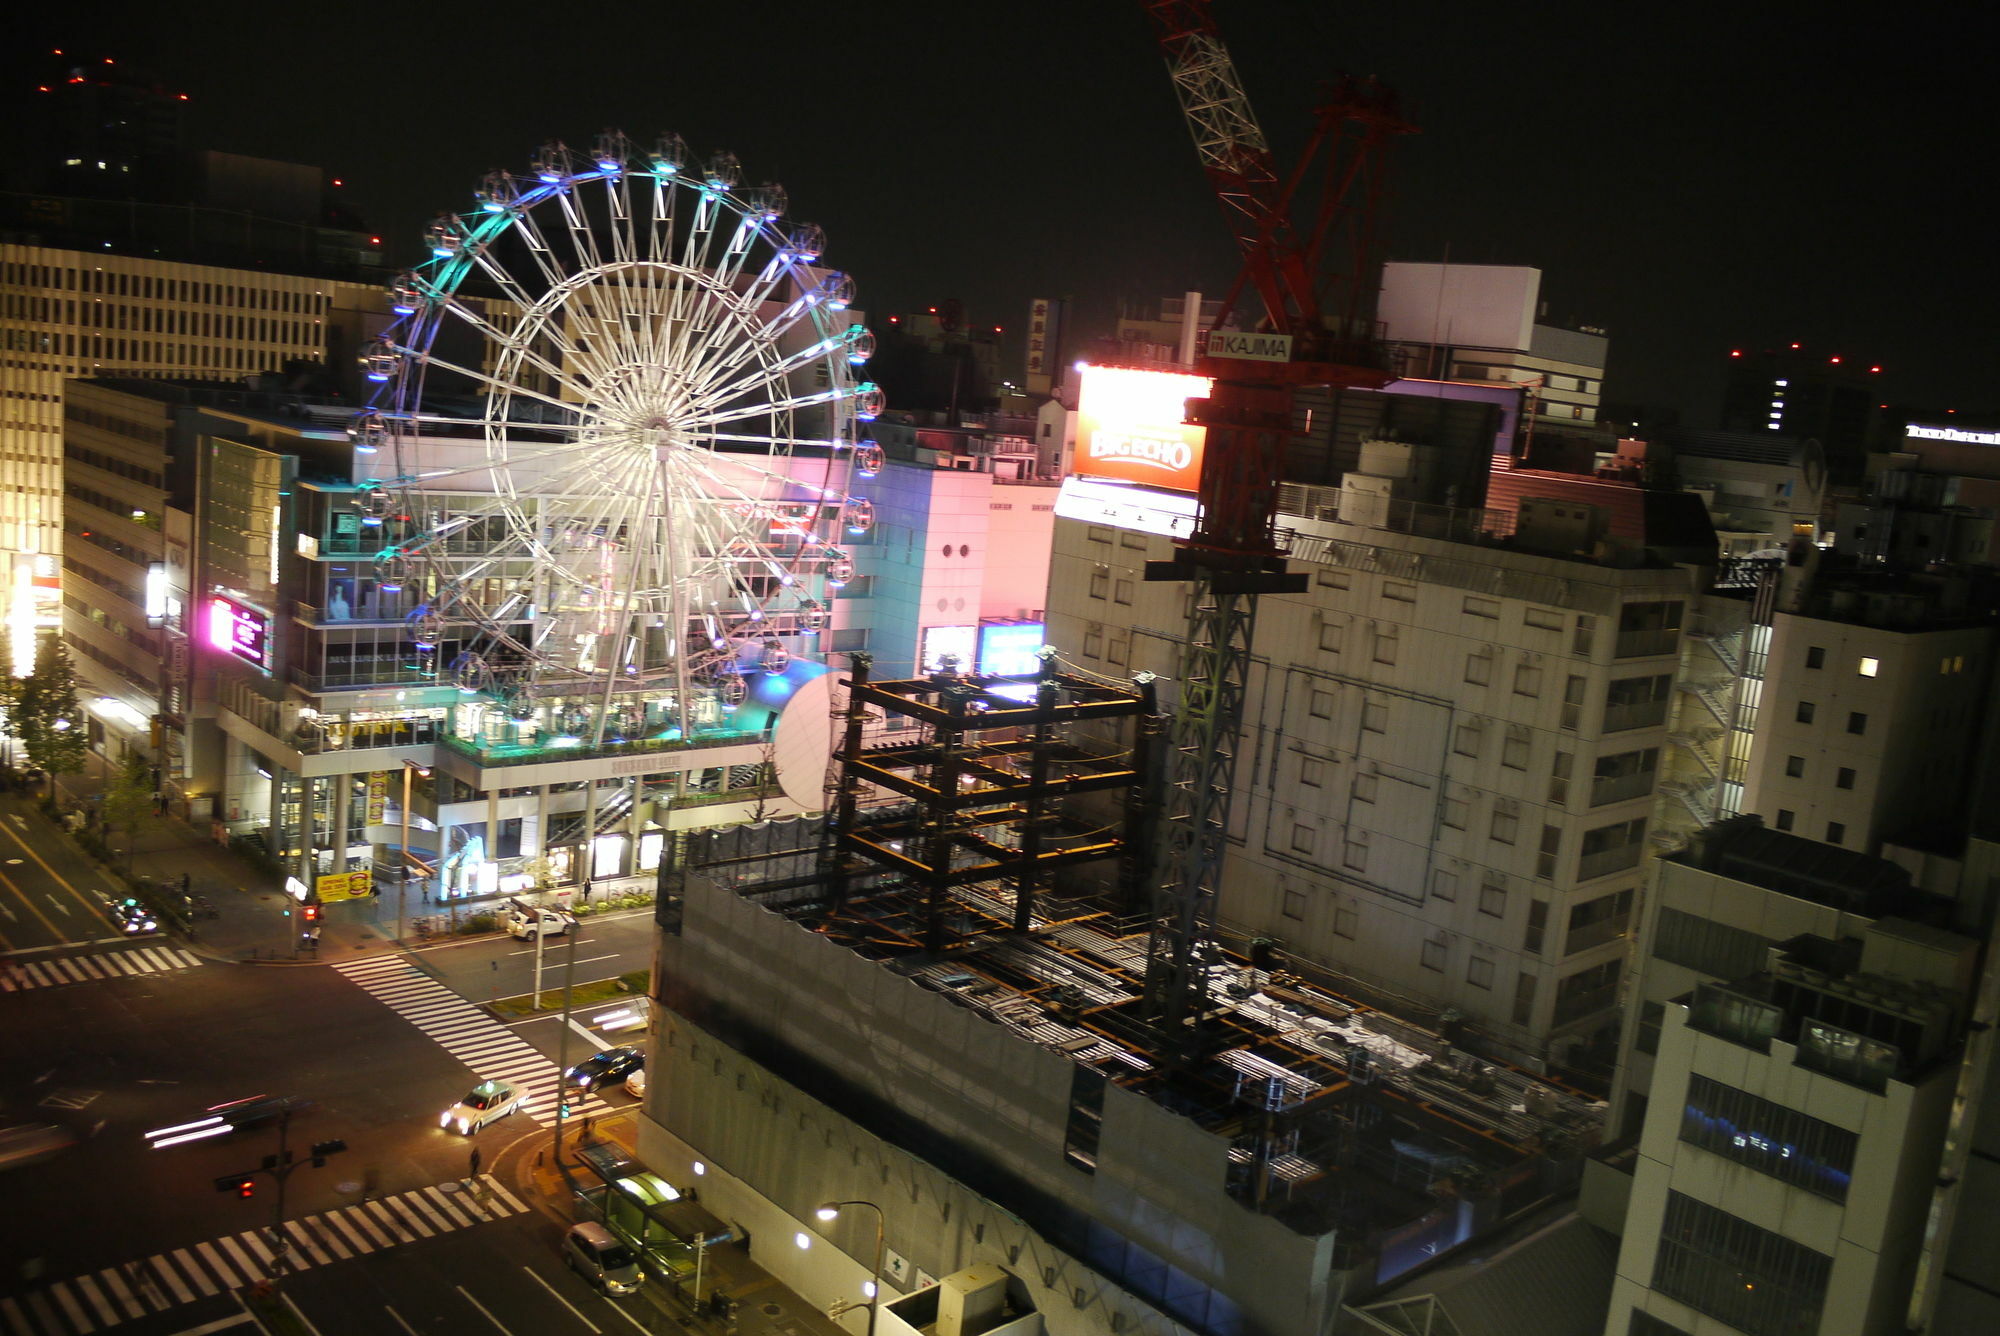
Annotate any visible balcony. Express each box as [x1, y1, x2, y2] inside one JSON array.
[[1564, 912, 1631, 955], [1576, 844, 1643, 882], [1613, 627, 1681, 659], [1551, 981, 1620, 1027], [1601, 699, 1669, 733], [1589, 769, 1657, 807]]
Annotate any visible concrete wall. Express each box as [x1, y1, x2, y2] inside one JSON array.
[[649, 881, 1339, 1335]]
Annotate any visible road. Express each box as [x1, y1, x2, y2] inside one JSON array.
[[1, 910, 655, 1336], [0, 796, 120, 953]]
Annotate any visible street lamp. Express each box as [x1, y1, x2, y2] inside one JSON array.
[[815, 1200, 885, 1336], [398, 760, 430, 945]]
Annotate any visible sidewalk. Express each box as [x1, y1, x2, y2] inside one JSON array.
[[33, 754, 463, 967], [520, 1109, 851, 1336]]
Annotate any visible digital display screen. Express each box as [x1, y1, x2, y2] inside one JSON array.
[[207, 596, 270, 668], [921, 624, 977, 673], [978, 621, 1047, 676], [1073, 364, 1211, 493]]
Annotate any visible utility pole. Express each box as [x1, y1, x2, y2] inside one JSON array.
[[549, 914, 582, 1165], [212, 1100, 345, 1280]]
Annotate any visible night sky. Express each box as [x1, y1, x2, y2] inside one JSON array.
[[15, 1, 1995, 422]]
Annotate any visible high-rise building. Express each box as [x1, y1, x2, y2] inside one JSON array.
[[1, 67, 383, 671], [1378, 263, 1609, 427], [1719, 346, 1886, 490], [1607, 844, 1979, 1336], [1043, 364, 1713, 1075]]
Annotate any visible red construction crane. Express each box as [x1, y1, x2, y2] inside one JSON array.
[[1136, 1, 1414, 1040]]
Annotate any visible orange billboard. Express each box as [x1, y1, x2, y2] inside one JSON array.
[[1073, 365, 1211, 493]]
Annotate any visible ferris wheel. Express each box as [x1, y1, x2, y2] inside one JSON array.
[[353, 130, 882, 744]]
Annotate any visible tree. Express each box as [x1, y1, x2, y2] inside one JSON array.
[[13, 638, 88, 800], [101, 752, 154, 872]]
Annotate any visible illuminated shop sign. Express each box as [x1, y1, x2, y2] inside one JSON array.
[[1206, 330, 1292, 363], [1906, 424, 2000, 446], [1073, 364, 1211, 493], [207, 596, 271, 668], [978, 621, 1048, 676]]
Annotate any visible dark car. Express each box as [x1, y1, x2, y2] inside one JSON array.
[[145, 1095, 297, 1150], [563, 1047, 644, 1092]]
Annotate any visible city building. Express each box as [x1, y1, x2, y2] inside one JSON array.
[[1835, 417, 2000, 566], [1, 125, 384, 671], [1377, 263, 1609, 427], [1604, 820, 1981, 1335], [1655, 429, 1826, 557], [1042, 362, 1712, 1076], [1718, 345, 1886, 490]]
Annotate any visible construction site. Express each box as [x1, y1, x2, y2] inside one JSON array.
[[639, 658, 1608, 1334]]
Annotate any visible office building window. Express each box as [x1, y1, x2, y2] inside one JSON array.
[[1775, 808, 1794, 831], [1089, 568, 1109, 599], [1681, 1075, 1856, 1201], [1489, 805, 1519, 845], [1300, 757, 1325, 788], [1465, 647, 1493, 686], [1826, 821, 1845, 845], [1362, 701, 1388, 733], [1479, 875, 1507, 918], [1785, 755, 1805, 778], [1467, 956, 1495, 989], [1513, 663, 1542, 697], [1501, 725, 1530, 770], [1290, 824, 1315, 855], [1836, 767, 1855, 790], [1847, 711, 1867, 735], [1430, 868, 1457, 901], [1442, 794, 1469, 830], [1421, 938, 1446, 972], [1805, 645, 1825, 669], [1113, 579, 1134, 605], [1342, 832, 1368, 872], [1796, 701, 1816, 724], [1652, 1192, 1830, 1336], [1383, 581, 1416, 603], [1858, 656, 1879, 677], [1374, 625, 1399, 665], [1334, 905, 1358, 939], [1654, 907, 1767, 979], [1352, 772, 1378, 804], [1310, 690, 1335, 719], [1462, 595, 1499, 618], [1318, 622, 1342, 653], [1281, 889, 1306, 920], [1454, 721, 1483, 758]]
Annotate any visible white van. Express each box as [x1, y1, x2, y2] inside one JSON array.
[[505, 900, 576, 940]]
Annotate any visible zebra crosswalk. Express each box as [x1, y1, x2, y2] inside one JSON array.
[[0, 1175, 527, 1336], [0, 945, 204, 993], [332, 955, 615, 1123]]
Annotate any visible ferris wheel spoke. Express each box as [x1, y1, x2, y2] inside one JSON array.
[[437, 294, 578, 392], [415, 352, 582, 420]]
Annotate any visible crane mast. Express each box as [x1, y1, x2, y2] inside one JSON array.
[[1137, 2, 1411, 1043]]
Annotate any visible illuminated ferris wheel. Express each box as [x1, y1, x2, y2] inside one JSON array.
[[353, 130, 883, 741]]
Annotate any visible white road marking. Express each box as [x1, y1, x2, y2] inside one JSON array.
[[522, 1266, 602, 1333], [455, 1285, 517, 1336]]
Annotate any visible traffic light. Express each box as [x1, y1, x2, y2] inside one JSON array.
[[309, 1138, 347, 1168], [215, 1173, 257, 1197], [303, 904, 320, 923]]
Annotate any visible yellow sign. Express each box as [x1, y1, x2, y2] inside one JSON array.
[[366, 771, 389, 824], [316, 870, 373, 903]]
